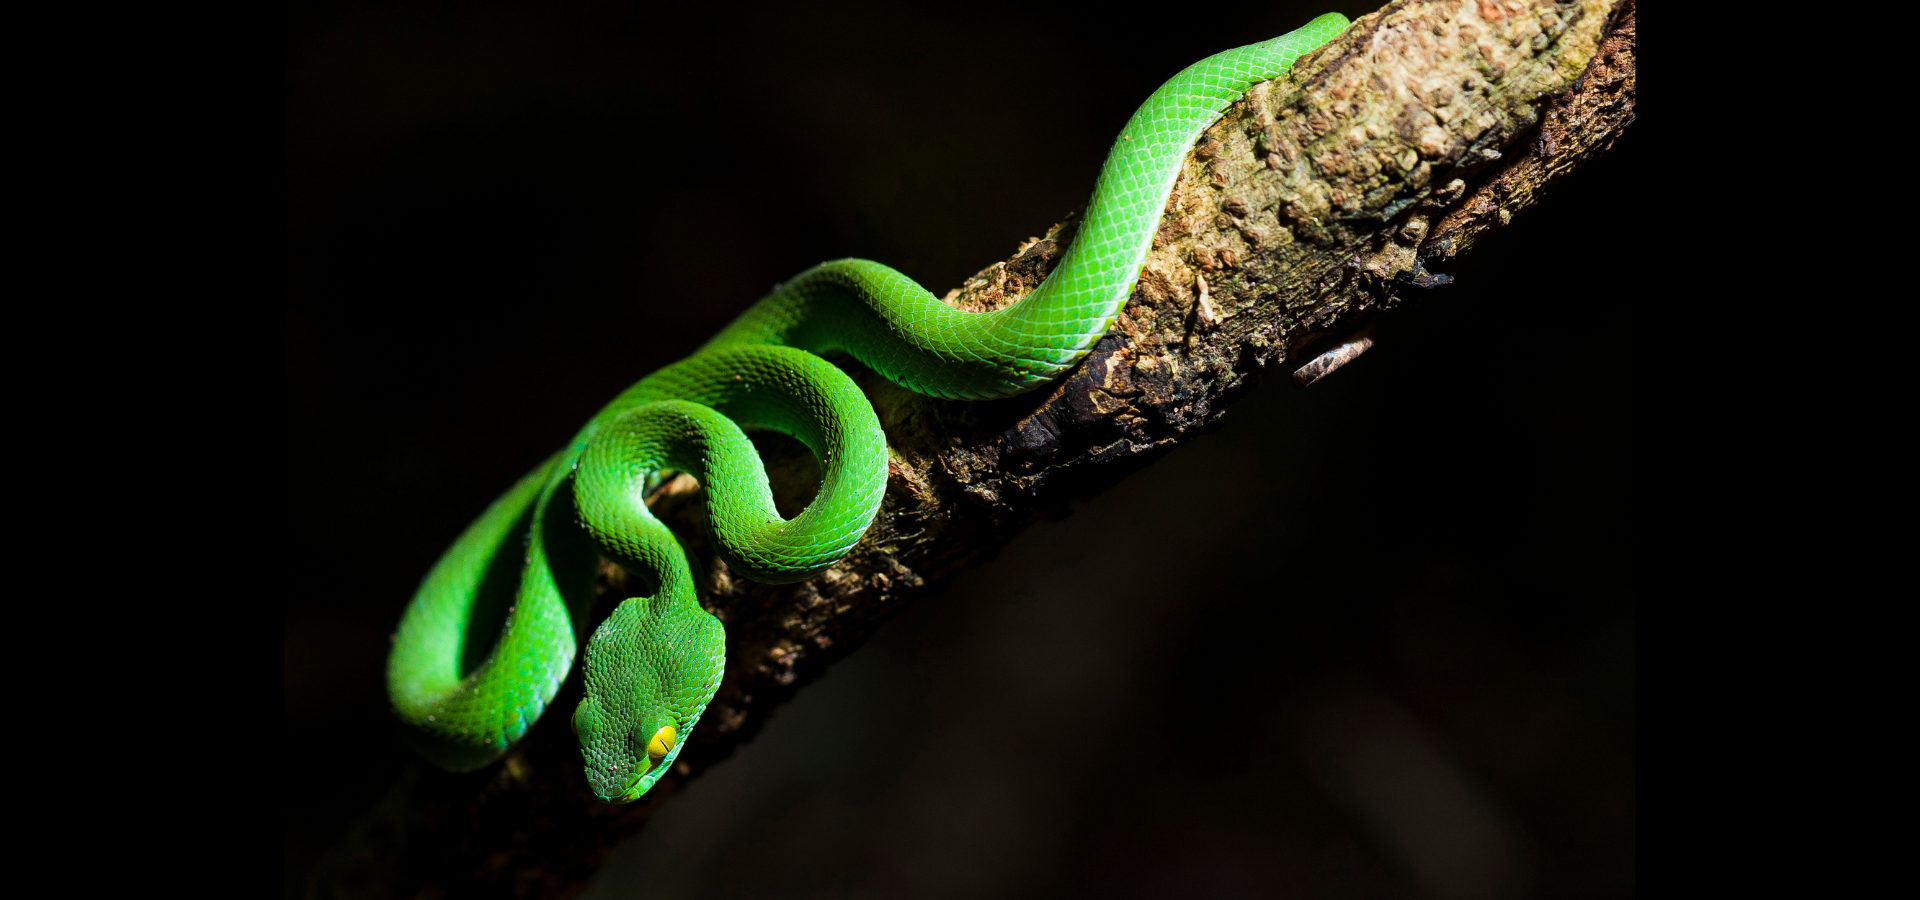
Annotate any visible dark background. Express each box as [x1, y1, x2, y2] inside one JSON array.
[[285, 1, 1636, 896]]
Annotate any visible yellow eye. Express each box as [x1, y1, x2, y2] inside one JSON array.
[[647, 725, 677, 760]]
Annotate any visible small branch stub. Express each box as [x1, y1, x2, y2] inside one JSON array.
[[1292, 325, 1376, 388]]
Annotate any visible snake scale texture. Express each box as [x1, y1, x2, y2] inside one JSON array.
[[387, 13, 1350, 803]]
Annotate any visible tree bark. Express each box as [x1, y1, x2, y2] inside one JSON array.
[[306, 1, 1636, 895]]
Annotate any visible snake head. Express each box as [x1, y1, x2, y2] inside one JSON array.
[[574, 695, 682, 803], [573, 594, 726, 804]]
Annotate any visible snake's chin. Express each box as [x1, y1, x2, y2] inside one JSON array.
[[592, 763, 665, 804], [589, 783, 643, 804]]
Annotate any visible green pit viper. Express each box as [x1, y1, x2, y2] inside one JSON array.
[[388, 12, 1351, 803]]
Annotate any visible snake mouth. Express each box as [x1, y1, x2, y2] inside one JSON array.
[[608, 766, 662, 803], [607, 767, 647, 804], [603, 753, 672, 803]]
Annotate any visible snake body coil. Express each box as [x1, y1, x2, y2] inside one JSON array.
[[387, 14, 1350, 803]]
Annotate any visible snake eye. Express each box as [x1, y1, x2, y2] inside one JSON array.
[[647, 725, 677, 760]]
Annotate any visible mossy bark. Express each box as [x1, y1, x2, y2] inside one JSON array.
[[307, 1, 1637, 896]]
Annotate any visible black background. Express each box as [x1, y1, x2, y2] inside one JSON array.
[[285, 1, 1636, 896]]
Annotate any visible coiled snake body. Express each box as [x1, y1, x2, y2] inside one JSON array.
[[387, 13, 1350, 803]]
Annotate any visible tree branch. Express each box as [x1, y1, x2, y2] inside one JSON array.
[[306, 1, 1636, 895]]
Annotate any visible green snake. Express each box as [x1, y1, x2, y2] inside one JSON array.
[[387, 13, 1350, 803]]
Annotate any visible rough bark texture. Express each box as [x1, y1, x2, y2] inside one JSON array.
[[306, 1, 1636, 896]]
